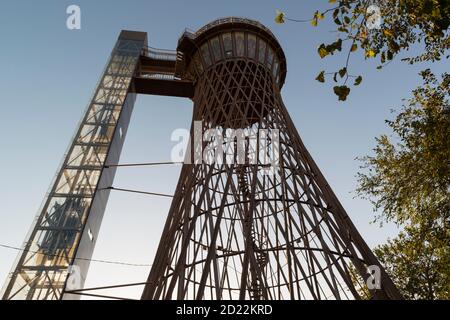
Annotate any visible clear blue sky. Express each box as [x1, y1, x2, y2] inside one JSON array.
[[0, 0, 446, 299]]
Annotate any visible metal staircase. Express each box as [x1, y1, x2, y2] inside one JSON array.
[[234, 140, 268, 300]]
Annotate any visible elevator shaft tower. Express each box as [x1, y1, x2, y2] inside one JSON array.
[[0, 30, 192, 300]]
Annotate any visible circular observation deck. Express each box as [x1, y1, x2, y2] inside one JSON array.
[[177, 17, 287, 89]]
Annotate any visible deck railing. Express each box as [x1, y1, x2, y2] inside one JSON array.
[[141, 46, 177, 61]]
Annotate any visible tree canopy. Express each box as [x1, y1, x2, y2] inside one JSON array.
[[357, 70, 449, 299], [275, 1, 449, 299], [276, 0, 450, 101]]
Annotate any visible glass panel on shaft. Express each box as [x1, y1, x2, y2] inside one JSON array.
[[222, 33, 233, 58], [258, 39, 266, 63], [247, 34, 256, 59], [235, 32, 245, 57], [210, 37, 222, 62], [201, 43, 212, 67]]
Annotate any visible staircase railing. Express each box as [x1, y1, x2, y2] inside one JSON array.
[[141, 46, 177, 61]]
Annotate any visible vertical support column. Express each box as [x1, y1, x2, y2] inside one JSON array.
[[1, 31, 147, 300]]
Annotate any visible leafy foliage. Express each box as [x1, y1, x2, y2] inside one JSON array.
[[275, 9, 285, 24], [374, 225, 450, 299], [276, 1, 450, 298], [357, 70, 450, 226], [333, 85, 351, 100], [357, 71, 450, 299], [276, 0, 450, 101]]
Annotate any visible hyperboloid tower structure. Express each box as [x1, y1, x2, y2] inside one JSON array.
[[2, 18, 402, 300]]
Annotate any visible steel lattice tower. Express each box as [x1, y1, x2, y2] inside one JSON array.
[[141, 18, 401, 300], [2, 18, 402, 300]]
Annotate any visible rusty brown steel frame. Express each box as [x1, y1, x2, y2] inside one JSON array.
[[141, 18, 402, 300]]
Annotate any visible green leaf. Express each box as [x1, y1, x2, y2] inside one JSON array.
[[315, 71, 325, 83], [383, 29, 394, 38], [390, 41, 400, 53], [275, 10, 285, 24], [333, 38, 343, 52], [325, 39, 343, 56], [311, 11, 325, 27], [318, 44, 329, 58], [351, 43, 358, 52], [333, 85, 351, 101], [387, 50, 394, 60], [339, 67, 347, 78], [365, 49, 376, 58], [333, 9, 339, 18], [354, 75, 363, 86]]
